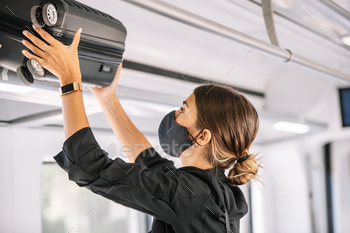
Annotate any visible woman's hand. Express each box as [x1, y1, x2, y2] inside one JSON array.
[[21, 24, 82, 85], [88, 62, 123, 103]]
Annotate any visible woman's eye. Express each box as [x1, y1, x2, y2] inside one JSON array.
[[180, 107, 184, 113]]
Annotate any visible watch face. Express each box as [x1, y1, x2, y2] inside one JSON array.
[[61, 83, 74, 94], [60, 83, 82, 95]]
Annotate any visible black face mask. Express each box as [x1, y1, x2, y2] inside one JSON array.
[[158, 110, 205, 157]]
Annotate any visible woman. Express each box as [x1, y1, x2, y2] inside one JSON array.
[[21, 25, 263, 233]]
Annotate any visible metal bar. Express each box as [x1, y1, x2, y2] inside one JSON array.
[[246, 0, 348, 57], [324, 143, 334, 233], [261, 0, 280, 46], [123, 0, 350, 82], [305, 154, 317, 233], [320, 0, 350, 22], [248, 182, 253, 233]]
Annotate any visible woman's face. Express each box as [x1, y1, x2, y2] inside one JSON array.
[[174, 92, 212, 162], [174, 92, 199, 139]]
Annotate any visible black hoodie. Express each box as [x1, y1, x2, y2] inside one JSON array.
[[54, 127, 248, 233]]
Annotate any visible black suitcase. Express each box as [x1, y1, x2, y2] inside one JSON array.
[[0, 0, 127, 88]]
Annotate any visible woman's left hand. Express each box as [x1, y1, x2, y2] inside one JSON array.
[[21, 24, 82, 86]]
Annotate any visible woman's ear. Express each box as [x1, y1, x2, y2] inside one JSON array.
[[197, 129, 211, 146]]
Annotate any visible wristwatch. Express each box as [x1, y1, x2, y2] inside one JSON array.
[[59, 82, 82, 96]]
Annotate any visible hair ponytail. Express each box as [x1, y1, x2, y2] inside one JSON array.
[[226, 152, 263, 187]]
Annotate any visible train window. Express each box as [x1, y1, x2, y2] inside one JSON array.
[[40, 162, 148, 233], [339, 87, 350, 127]]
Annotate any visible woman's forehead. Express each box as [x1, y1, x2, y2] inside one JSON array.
[[185, 93, 195, 104]]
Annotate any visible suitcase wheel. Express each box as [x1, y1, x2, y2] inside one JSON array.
[[27, 59, 46, 79], [42, 3, 58, 27], [30, 6, 46, 28], [16, 66, 34, 86]]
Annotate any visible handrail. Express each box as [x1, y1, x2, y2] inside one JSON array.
[[123, 0, 350, 82]]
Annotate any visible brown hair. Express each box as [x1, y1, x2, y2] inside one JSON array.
[[193, 83, 264, 187]]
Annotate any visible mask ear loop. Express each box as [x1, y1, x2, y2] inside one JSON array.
[[189, 128, 205, 150], [192, 144, 200, 150]]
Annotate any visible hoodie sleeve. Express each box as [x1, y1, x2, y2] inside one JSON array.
[[53, 127, 179, 223], [135, 147, 177, 173]]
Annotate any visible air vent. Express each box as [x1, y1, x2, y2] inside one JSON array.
[[61, 0, 120, 22]]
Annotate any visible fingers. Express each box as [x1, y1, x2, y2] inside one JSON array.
[[111, 62, 123, 86], [69, 28, 82, 50], [22, 29, 50, 51], [21, 50, 45, 65], [116, 62, 123, 75], [32, 24, 59, 46], [21, 25, 83, 81], [21, 39, 46, 59]]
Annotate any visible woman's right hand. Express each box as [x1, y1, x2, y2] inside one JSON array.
[[88, 63, 122, 103]]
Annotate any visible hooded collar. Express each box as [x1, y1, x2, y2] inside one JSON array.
[[205, 167, 227, 181], [177, 165, 248, 221], [178, 166, 227, 182]]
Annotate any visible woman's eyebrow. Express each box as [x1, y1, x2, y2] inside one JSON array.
[[182, 100, 188, 107]]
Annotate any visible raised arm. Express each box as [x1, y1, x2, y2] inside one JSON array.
[[89, 64, 153, 162], [21, 25, 152, 160], [21, 25, 89, 139]]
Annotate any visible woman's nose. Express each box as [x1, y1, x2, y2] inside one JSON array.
[[174, 109, 179, 119], [174, 109, 181, 122]]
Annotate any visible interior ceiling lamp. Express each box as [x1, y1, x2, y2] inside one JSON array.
[[341, 35, 350, 46], [273, 121, 310, 134], [0, 83, 36, 94]]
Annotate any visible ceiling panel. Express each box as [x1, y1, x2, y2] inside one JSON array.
[[0, 99, 59, 122]]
